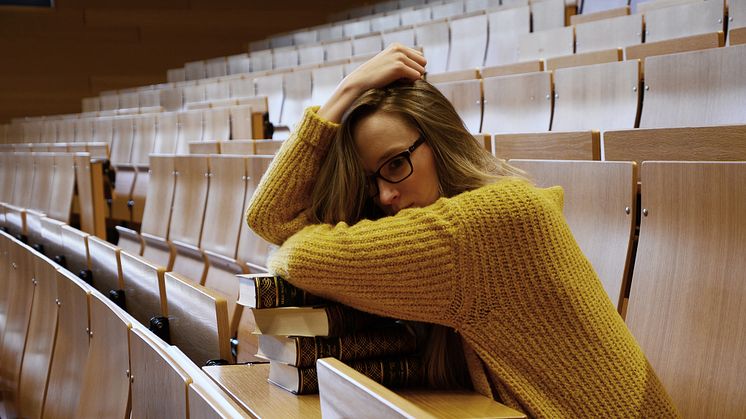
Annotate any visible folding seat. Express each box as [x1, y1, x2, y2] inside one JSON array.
[[382, 26, 416, 47], [189, 141, 221, 154], [318, 24, 345, 41], [401, 7, 432, 25], [11, 153, 35, 209], [484, 5, 530, 66], [343, 19, 372, 37], [431, 0, 464, 19], [312, 64, 345, 106], [41, 268, 90, 419], [482, 71, 553, 134], [480, 130, 600, 160], [204, 107, 231, 142], [28, 152, 54, 214], [325, 39, 354, 61], [176, 109, 205, 154], [293, 29, 318, 45], [76, 292, 132, 418], [230, 104, 258, 139], [510, 160, 635, 310], [167, 68, 186, 83], [117, 155, 176, 264], [531, 0, 566, 31], [551, 60, 641, 131], [298, 44, 326, 66], [61, 225, 90, 279], [119, 250, 168, 331], [273, 46, 299, 70], [227, 53, 251, 75], [153, 112, 179, 155], [220, 140, 255, 155], [353, 34, 384, 56], [127, 326, 190, 418], [109, 116, 136, 222], [465, 0, 501, 12], [185, 60, 207, 81], [575, 14, 643, 54], [17, 253, 59, 419], [93, 116, 114, 148], [603, 125, 746, 168], [250, 50, 273, 73], [81, 97, 101, 113], [206, 57, 228, 78], [448, 13, 488, 71], [281, 70, 314, 130], [639, 44, 746, 128], [730, 0, 746, 45], [626, 162, 746, 418], [99, 93, 119, 111], [41, 120, 57, 143], [517, 26, 575, 61], [255, 74, 285, 129], [47, 152, 76, 224], [72, 118, 95, 143], [432, 79, 483, 133], [167, 155, 211, 282], [371, 13, 401, 32], [643, 0, 724, 43], [183, 84, 207, 106], [163, 271, 233, 365], [73, 153, 107, 238], [415, 20, 450, 73], [0, 239, 35, 400]]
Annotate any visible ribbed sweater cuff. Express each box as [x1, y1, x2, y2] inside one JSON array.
[[298, 106, 339, 152]]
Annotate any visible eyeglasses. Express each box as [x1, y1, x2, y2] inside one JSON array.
[[366, 135, 425, 198]]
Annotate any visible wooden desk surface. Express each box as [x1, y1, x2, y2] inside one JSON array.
[[203, 364, 526, 419]]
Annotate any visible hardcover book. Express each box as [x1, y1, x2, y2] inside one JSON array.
[[268, 357, 424, 395], [250, 304, 389, 337], [257, 325, 417, 367], [237, 273, 326, 309]]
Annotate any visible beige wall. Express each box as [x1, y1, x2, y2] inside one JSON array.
[[0, 0, 373, 123]]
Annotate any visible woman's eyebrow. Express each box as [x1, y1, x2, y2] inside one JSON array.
[[376, 146, 403, 167]]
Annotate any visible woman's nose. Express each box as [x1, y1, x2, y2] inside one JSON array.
[[377, 180, 400, 206]]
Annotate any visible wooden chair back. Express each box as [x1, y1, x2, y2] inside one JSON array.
[[140, 154, 176, 239], [325, 39, 353, 62], [415, 20, 450, 73], [12, 153, 34, 208], [0, 153, 16, 203], [352, 34, 384, 56], [184, 85, 207, 106], [382, 27, 416, 48], [128, 327, 189, 418], [517, 26, 574, 61], [18, 252, 59, 419], [643, 0, 724, 43], [230, 104, 259, 140], [485, 131, 600, 160], [176, 110, 205, 154], [255, 74, 285, 127], [47, 152, 76, 223], [626, 161, 746, 417], [448, 13, 488, 70], [201, 155, 247, 260], [189, 141, 221, 155], [552, 60, 641, 131], [61, 224, 90, 280], [220, 140, 255, 155], [510, 159, 636, 310], [43, 269, 91, 419], [29, 153, 54, 213], [164, 271, 232, 365], [74, 117, 95, 142], [282, 70, 314, 130], [312, 65, 345, 107], [237, 156, 275, 271], [40, 216, 65, 262], [204, 107, 231, 142], [153, 112, 179, 154], [119, 250, 167, 327], [0, 240, 35, 395], [76, 292, 132, 419], [482, 71, 553, 133], [87, 235, 124, 296], [130, 114, 157, 167], [431, 79, 482, 133], [110, 116, 135, 166], [530, 0, 565, 32], [575, 14, 642, 53], [74, 153, 106, 238], [169, 155, 211, 248], [639, 44, 746, 128]]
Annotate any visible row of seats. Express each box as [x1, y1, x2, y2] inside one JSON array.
[[0, 230, 250, 418]]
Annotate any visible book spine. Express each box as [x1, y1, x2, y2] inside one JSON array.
[[254, 275, 324, 308], [292, 357, 423, 395], [324, 305, 386, 337], [294, 328, 417, 368]]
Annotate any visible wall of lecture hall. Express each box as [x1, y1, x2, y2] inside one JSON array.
[[0, 0, 373, 123]]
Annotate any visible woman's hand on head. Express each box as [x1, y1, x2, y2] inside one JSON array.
[[318, 44, 427, 123]]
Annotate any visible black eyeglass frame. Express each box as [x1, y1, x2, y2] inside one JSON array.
[[366, 135, 426, 197]]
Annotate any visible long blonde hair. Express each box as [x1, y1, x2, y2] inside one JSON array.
[[311, 80, 522, 389]]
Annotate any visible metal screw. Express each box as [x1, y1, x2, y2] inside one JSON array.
[[625, 207, 631, 215], [645, 30, 650, 35], [729, 16, 733, 22], [718, 18, 722, 23], [55, 298, 61, 306], [554, 93, 559, 99], [633, 86, 637, 92], [32, 278, 38, 286], [545, 94, 551, 100], [642, 208, 649, 216], [11, 262, 17, 269], [645, 85, 650, 91], [125, 369, 131, 378]]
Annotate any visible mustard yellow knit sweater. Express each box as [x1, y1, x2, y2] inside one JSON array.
[[246, 108, 678, 418]]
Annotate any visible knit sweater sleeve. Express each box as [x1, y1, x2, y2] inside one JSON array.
[[245, 107, 339, 245]]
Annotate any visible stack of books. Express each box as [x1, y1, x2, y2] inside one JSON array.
[[237, 273, 424, 394]]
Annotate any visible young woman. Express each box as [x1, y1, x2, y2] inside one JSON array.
[[246, 44, 678, 417]]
